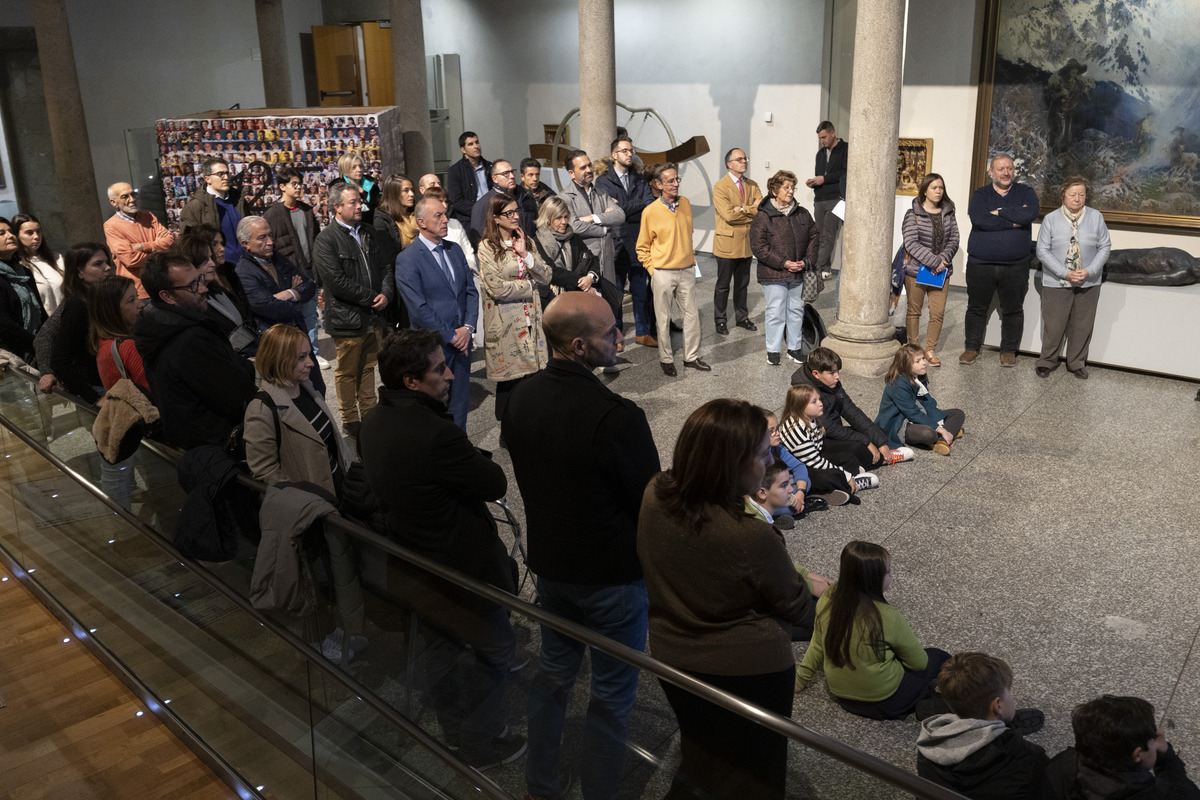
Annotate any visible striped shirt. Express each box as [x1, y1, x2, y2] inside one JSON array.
[[293, 390, 342, 491], [779, 417, 847, 477]]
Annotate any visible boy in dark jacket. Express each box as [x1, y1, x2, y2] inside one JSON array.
[[790, 346, 894, 466], [1040, 695, 1200, 800], [916, 652, 1048, 799]]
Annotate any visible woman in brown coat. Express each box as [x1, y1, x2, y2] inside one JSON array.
[[750, 170, 819, 366]]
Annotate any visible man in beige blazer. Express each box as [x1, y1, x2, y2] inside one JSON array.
[[712, 148, 762, 334]]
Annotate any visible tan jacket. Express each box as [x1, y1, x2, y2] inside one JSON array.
[[244, 381, 351, 498], [479, 241, 553, 381], [712, 173, 762, 258]]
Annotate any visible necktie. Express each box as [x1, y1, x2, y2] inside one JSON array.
[[435, 244, 454, 284], [736, 177, 745, 200], [621, 171, 629, 193]]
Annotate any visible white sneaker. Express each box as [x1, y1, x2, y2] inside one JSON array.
[[884, 446, 915, 465], [316, 355, 331, 369], [853, 473, 880, 491]]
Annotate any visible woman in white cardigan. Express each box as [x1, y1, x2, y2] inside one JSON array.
[[1035, 177, 1111, 379]]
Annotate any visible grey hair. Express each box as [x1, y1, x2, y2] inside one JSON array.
[[236, 215, 268, 245], [989, 152, 1015, 168], [328, 181, 360, 209]]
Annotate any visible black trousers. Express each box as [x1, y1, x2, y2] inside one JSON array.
[[836, 648, 951, 720], [822, 436, 873, 473], [904, 408, 966, 446], [714, 256, 752, 324], [660, 666, 795, 800], [963, 259, 1030, 352]]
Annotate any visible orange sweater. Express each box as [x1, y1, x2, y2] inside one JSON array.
[[636, 197, 695, 275], [103, 212, 174, 299]]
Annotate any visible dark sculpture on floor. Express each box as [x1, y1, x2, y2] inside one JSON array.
[[1034, 246, 1199, 286]]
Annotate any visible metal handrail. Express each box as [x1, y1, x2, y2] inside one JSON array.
[[2, 365, 966, 799]]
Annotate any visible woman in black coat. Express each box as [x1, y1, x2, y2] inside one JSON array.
[[47, 242, 115, 403], [532, 195, 622, 323], [0, 216, 46, 361]]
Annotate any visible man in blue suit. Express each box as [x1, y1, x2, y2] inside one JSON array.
[[396, 196, 479, 429]]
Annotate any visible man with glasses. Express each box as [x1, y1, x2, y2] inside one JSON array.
[[312, 183, 394, 439], [132, 253, 256, 449], [263, 167, 323, 362], [103, 181, 174, 301], [712, 148, 762, 335], [181, 157, 247, 263], [560, 150, 625, 338], [469, 160, 535, 247], [596, 136, 656, 345], [637, 164, 709, 376]]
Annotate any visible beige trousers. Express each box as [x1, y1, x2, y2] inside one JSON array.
[[652, 268, 701, 363], [905, 275, 949, 353], [333, 330, 380, 424]]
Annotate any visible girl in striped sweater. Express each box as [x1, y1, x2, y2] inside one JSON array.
[[779, 383, 878, 504]]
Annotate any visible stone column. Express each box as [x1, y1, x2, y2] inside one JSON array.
[[390, 0, 434, 177], [822, 0, 905, 377], [254, 0, 292, 108], [578, 0, 616, 161], [30, 0, 102, 241]]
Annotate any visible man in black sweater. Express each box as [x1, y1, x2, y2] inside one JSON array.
[[961, 153, 1039, 367], [502, 291, 660, 800], [806, 121, 848, 279]]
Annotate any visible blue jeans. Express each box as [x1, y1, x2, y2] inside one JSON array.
[[301, 296, 320, 351], [762, 281, 805, 354], [527, 579, 648, 800], [615, 247, 654, 336]]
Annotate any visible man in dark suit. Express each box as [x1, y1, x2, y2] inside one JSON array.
[[446, 131, 493, 228], [596, 135, 656, 344], [502, 291, 660, 800], [396, 196, 479, 430], [360, 327, 526, 771]]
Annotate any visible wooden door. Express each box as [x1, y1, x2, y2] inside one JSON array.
[[361, 22, 394, 106], [312, 25, 362, 106]]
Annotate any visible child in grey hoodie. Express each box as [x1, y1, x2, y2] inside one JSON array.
[[916, 652, 1048, 799]]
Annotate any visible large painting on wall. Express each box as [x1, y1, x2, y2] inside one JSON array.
[[974, 0, 1200, 230]]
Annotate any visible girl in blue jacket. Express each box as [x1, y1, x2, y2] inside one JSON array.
[[875, 344, 965, 456]]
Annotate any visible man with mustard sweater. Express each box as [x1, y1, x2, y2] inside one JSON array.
[[636, 164, 710, 377]]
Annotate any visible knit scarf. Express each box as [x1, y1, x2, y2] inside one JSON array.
[[0, 257, 43, 336], [1060, 206, 1084, 287], [535, 227, 574, 273]]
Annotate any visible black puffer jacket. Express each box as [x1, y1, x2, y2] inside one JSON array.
[[312, 222, 395, 338], [750, 198, 819, 284], [133, 302, 256, 449], [790, 359, 888, 447]]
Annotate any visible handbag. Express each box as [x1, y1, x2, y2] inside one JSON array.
[[801, 265, 824, 303]]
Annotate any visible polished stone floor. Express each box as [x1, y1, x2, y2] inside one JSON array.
[[384, 252, 1200, 794]]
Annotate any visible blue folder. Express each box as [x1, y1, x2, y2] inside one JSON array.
[[915, 263, 948, 289]]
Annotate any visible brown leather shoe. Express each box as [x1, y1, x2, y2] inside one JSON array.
[[1000, 352, 1016, 367], [615, 341, 623, 353], [959, 350, 979, 365], [684, 359, 712, 372], [926, 350, 941, 367], [635, 334, 658, 347], [660, 362, 677, 377]]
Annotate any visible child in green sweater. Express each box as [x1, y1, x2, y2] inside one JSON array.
[[794, 540, 949, 719]]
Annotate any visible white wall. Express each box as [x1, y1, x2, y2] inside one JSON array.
[[4, 0, 323, 213], [421, 0, 828, 250]]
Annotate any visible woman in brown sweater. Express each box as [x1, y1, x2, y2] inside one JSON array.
[[638, 398, 813, 800]]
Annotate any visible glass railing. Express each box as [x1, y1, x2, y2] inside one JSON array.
[[0, 364, 965, 799]]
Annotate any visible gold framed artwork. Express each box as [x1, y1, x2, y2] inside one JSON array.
[[543, 124, 570, 147], [896, 138, 933, 196]]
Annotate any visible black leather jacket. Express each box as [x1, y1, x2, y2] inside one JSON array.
[[312, 220, 395, 337]]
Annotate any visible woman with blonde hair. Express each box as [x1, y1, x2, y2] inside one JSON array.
[[331, 150, 379, 225]]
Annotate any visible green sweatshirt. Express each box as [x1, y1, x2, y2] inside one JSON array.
[[794, 589, 927, 702]]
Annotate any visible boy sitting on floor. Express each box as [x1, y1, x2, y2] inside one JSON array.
[[791, 346, 898, 467], [744, 459, 831, 641], [916, 652, 1048, 799], [1040, 695, 1200, 800]]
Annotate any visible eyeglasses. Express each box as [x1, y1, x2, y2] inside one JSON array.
[[614, 148, 634, 155], [494, 169, 515, 178], [208, 170, 230, 178], [661, 177, 682, 185], [168, 275, 207, 294], [729, 157, 748, 163], [499, 209, 520, 218]]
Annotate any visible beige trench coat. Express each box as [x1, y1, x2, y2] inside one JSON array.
[[478, 240, 553, 382]]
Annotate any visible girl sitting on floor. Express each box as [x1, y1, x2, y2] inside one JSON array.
[[795, 540, 950, 720], [778, 383, 877, 504], [875, 344, 964, 457]]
